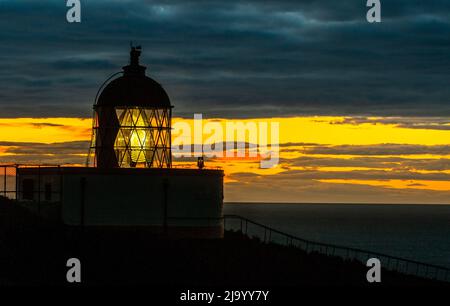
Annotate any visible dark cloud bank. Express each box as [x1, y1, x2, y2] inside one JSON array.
[[0, 0, 449, 118]]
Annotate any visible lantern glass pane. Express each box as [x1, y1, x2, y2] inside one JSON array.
[[113, 107, 171, 168]]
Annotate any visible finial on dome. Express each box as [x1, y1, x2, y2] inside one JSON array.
[[130, 43, 142, 67], [123, 43, 146, 76]]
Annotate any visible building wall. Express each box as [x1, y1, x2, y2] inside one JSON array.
[[17, 167, 224, 237]]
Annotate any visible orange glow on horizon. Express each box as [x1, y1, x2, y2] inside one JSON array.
[[0, 116, 449, 201], [318, 179, 450, 191]]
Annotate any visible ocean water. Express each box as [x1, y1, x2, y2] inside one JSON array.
[[224, 203, 450, 268]]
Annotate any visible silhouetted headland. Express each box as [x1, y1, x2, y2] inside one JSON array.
[[0, 196, 446, 286]]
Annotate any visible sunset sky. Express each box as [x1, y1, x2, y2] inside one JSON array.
[[0, 1, 449, 204]]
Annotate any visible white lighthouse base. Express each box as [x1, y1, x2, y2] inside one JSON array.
[[16, 167, 224, 239]]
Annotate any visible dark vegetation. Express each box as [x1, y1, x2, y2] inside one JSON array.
[[0, 196, 447, 286]]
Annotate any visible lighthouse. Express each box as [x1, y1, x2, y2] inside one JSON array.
[[16, 47, 224, 238]]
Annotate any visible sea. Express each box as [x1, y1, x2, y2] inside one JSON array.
[[224, 203, 450, 268]]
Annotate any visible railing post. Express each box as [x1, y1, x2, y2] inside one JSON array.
[[59, 165, 63, 205], [37, 165, 41, 216], [15, 165, 18, 201], [80, 177, 86, 227], [163, 179, 169, 235], [3, 166, 6, 198]]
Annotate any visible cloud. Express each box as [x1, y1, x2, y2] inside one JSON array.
[[0, 140, 90, 155], [0, 0, 449, 117], [280, 156, 450, 171], [50, 58, 116, 71], [0, 141, 90, 164], [329, 117, 450, 130], [407, 183, 426, 187], [225, 172, 450, 204], [303, 144, 450, 156], [282, 169, 450, 181], [29, 122, 65, 128]]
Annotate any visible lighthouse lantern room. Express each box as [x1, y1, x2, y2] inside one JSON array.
[[89, 46, 172, 168]]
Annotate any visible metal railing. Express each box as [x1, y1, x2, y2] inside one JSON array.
[[0, 165, 17, 200], [223, 214, 450, 283], [0, 165, 63, 219]]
